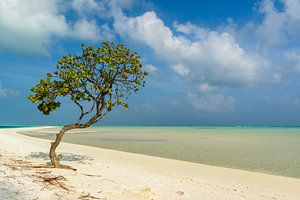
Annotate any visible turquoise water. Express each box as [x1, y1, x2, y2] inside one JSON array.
[[0, 125, 32, 128], [20, 126, 300, 179]]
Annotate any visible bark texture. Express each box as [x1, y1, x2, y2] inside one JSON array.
[[49, 118, 97, 168], [49, 124, 86, 168]]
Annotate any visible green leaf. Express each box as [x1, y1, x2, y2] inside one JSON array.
[[123, 103, 129, 110], [28, 41, 147, 119], [109, 65, 114, 70]]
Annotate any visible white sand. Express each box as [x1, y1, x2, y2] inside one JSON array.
[[0, 127, 299, 200]]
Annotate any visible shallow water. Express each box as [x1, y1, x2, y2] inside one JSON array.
[[20, 126, 300, 179]]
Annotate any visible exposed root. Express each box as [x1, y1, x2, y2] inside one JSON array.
[[31, 165, 56, 169], [1, 152, 102, 199], [31, 164, 77, 171], [33, 174, 71, 191], [2, 156, 74, 192], [55, 164, 77, 171], [4, 162, 76, 172]]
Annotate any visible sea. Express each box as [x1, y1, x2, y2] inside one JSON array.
[[13, 126, 300, 179]]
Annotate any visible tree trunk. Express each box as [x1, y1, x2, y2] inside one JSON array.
[[49, 125, 73, 167]]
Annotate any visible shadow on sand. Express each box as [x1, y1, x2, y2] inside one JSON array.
[[26, 152, 94, 164]]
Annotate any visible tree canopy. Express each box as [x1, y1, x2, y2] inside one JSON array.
[[28, 41, 148, 126]]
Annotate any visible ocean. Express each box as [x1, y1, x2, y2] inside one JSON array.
[[19, 126, 300, 179], [0, 125, 32, 128]]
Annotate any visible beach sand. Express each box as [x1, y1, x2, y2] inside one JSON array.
[[0, 127, 299, 200]]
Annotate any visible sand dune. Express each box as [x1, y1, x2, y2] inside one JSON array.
[[0, 127, 299, 199]]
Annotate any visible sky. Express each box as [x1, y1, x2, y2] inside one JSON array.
[[0, 0, 300, 126]]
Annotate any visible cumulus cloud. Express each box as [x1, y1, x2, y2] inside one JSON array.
[[71, 20, 114, 41], [110, 0, 300, 113], [173, 21, 208, 41], [0, 0, 113, 54], [111, 3, 289, 112], [2, 0, 299, 113], [253, 0, 300, 47], [197, 83, 217, 93], [71, 0, 105, 17], [113, 11, 274, 88], [0, 82, 19, 98], [170, 64, 189, 76]]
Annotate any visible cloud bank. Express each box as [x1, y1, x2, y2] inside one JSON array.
[[113, 11, 274, 88], [0, 0, 113, 54], [110, 0, 300, 112]]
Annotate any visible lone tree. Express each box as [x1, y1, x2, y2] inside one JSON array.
[[28, 42, 148, 169]]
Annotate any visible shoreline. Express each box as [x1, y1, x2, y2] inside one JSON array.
[[19, 125, 300, 179], [1, 126, 300, 199]]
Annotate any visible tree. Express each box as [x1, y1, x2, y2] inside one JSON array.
[[28, 42, 148, 169]]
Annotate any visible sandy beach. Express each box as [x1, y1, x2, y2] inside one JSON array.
[[0, 127, 300, 200]]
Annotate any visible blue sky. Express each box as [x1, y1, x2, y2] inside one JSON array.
[[1, 0, 300, 126]]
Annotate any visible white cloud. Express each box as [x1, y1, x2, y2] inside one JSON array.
[[186, 82, 235, 112], [113, 11, 273, 88], [254, 0, 300, 47], [71, 0, 111, 19], [111, 6, 289, 112], [0, 0, 68, 54], [187, 92, 235, 112], [0, 0, 113, 54], [144, 64, 158, 74], [173, 21, 208, 40], [72, 19, 98, 40], [256, 0, 287, 46], [0, 82, 19, 98], [197, 83, 217, 94], [72, 20, 114, 41], [170, 64, 189, 76], [72, 0, 101, 15], [283, 0, 300, 21]]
